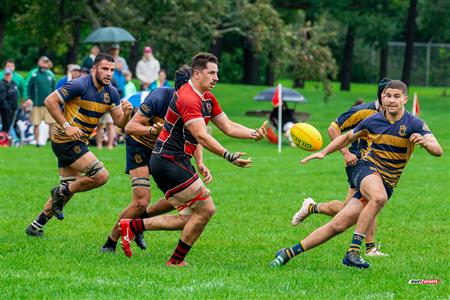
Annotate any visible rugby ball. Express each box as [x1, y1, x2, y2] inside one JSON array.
[[290, 123, 323, 151]]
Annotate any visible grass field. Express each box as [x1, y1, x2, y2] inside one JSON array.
[[0, 82, 448, 299]]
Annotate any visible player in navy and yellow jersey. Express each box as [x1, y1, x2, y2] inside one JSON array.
[[101, 65, 208, 252], [291, 78, 390, 257], [271, 80, 442, 269], [26, 53, 132, 237], [117, 53, 268, 266]]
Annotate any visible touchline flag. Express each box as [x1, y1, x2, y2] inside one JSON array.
[[412, 92, 420, 116]]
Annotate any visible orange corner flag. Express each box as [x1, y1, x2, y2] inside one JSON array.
[[412, 93, 420, 116], [272, 86, 279, 107]]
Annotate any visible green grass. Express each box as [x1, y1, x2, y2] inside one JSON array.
[[0, 82, 449, 299]]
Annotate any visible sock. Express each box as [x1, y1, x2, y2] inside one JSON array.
[[365, 242, 376, 252], [60, 184, 73, 198], [347, 232, 365, 254], [308, 204, 319, 214], [285, 241, 306, 259], [103, 236, 117, 249], [139, 210, 150, 219], [30, 212, 50, 231], [168, 239, 191, 264], [129, 219, 145, 234]]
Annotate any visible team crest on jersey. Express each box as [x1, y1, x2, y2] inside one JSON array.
[[399, 125, 407, 137], [73, 145, 81, 154], [103, 92, 110, 103], [134, 154, 143, 163], [205, 101, 212, 113]]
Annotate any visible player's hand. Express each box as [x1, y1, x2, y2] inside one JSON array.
[[343, 152, 358, 166], [149, 122, 163, 135], [250, 121, 268, 141], [65, 126, 83, 140], [300, 151, 325, 164], [410, 133, 427, 147], [121, 100, 133, 115], [197, 163, 213, 184]]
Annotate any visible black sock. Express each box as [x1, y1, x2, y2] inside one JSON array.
[[169, 239, 191, 264], [103, 236, 117, 249], [129, 219, 145, 234], [139, 211, 150, 219]]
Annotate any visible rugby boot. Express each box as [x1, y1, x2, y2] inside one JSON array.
[[342, 251, 370, 269], [118, 219, 135, 258], [366, 247, 389, 257], [134, 232, 147, 250], [269, 248, 291, 267], [51, 186, 66, 220], [291, 197, 316, 226], [25, 224, 44, 237], [165, 260, 188, 267]]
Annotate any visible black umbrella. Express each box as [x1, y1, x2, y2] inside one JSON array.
[[83, 26, 136, 43], [254, 87, 307, 103]]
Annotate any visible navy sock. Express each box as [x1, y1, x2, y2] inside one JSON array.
[[348, 232, 365, 254], [285, 241, 305, 258]]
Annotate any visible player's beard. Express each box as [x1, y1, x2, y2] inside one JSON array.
[[95, 73, 110, 86]]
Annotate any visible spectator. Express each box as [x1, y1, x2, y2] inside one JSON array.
[[109, 44, 129, 71], [136, 46, 160, 90], [56, 64, 81, 89], [0, 68, 19, 133], [81, 45, 100, 70], [269, 102, 298, 147], [27, 56, 56, 146], [124, 70, 137, 97], [81, 67, 90, 77], [148, 68, 171, 91], [0, 60, 25, 104], [96, 113, 115, 150], [113, 61, 126, 98], [24, 56, 55, 100]]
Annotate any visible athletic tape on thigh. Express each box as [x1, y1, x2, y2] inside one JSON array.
[[60, 176, 77, 186], [177, 188, 210, 212], [131, 177, 150, 189], [85, 160, 104, 177]]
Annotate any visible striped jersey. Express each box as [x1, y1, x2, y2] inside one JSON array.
[[129, 87, 175, 149], [353, 111, 432, 188], [53, 75, 120, 143], [330, 101, 379, 159], [153, 80, 224, 157]]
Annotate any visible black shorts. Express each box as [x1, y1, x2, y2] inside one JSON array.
[[352, 160, 393, 200], [345, 165, 357, 188], [51, 140, 89, 168], [150, 153, 199, 199], [125, 135, 152, 174]]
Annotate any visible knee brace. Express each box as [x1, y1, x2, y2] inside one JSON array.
[[85, 160, 104, 177], [131, 177, 150, 190]]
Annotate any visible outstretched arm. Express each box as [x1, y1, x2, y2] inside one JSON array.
[[124, 112, 163, 136], [301, 130, 359, 164], [410, 133, 443, 157], [212, 114, 267, 140], [328, 124, 358, 166]]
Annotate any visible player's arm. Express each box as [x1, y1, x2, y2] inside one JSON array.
[[193, 144, 212, 184], [328, 123, 358, 166], [301, 130, 361, 164], [44, 91, 83, 139], [211, 114, 267, 141], [110, 100, 132, 129], [186, 120, 252, 168], [410, 133, 443, 157], [124, 112, 162, 136]]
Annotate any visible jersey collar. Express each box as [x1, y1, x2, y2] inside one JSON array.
[[188, 80, 204, 99]]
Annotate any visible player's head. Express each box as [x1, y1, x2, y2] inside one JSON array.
[[93, 53, 115, 86], [191, 52, 218, 92], [381, 80, 408, 116], [377, 78, 391, 105], [174, 65, 191, 90]]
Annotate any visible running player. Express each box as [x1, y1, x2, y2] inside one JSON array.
[[291, 78, 391, 257], [117, 52, 267, 266], [101, 65, 208, 252], [270, 80, 442, 269], [26, 53, 132, 237]]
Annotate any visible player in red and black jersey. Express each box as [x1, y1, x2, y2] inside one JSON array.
[[118, 53, 267, 266]]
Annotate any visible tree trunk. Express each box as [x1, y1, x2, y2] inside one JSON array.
[[265, 51, 275, 86], [129, 41, 140, 75], [379, 45, 388, 79], [209, 37, 223, 60], [293, 78, 305, 88], [66, 25, 81, 64], [242, 38, 259, 85], [401, 0, 418, 86], [340, 25, 356, 91], [0, 12, 5, 59]]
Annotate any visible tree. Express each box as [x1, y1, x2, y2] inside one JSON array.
[[402, 0, 418, 86]]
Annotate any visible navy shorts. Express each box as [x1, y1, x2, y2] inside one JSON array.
[[51, 140, 89, 168], [125, 135, 152, 174], [150, 153, 199, 199], [345, 165, 357, 188], [352, 160, 393, 201]]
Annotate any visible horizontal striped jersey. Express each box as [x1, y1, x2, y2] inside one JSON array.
[[153, 80, 224, 157], [129, 87, 175, 149], [330, 101, 379, 159], [353, 111, 432, 188], [53, 75, 120, 143]]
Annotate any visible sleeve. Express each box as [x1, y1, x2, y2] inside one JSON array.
[[176, 94, 203, 126], [27, 76, 34, 101], [352, 116, 370, 138], [413, 117, 432, 136], [209, 93, 223, 118], [56, 79, 83, 103], [138, 93, 156, 119], [334, 106, 361, 132], [109, 86, 121, 111]]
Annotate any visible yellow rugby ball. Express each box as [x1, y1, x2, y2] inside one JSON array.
[[290, 123, 323, 151]]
